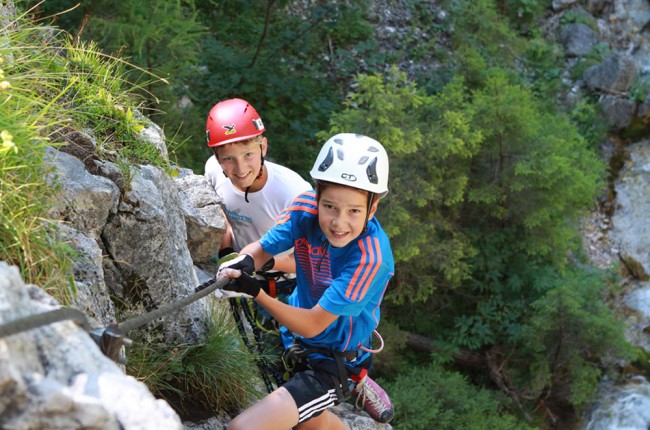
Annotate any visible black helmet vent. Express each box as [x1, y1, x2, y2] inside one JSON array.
[[318, 146, 335, 171], [367, 157, 379, 184]]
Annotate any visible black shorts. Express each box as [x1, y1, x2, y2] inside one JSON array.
[[283, 356, 372, 424]]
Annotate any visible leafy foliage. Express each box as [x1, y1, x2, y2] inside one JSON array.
[[567, 99, 608, 152], [465, 68, 605, 260], [514, 267, 637, 411], [446, 0, 528, 69], [322, 68, 481, 303], [386, 364, 536, 429], [497, 0, 551, 30]]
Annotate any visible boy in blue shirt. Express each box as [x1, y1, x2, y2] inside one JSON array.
[[218, 133, 394, 429]]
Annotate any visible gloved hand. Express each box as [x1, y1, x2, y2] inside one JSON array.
[[216, 272, 261, 299], [217, 254, 255, 276]]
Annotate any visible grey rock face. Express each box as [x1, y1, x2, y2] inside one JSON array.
[[45, 147, 120, 240], [0, 263, 182, 430], [560, 23, 598, 57], [584, 54, 638, 94], [611, 140, 650, 281], [174, 170, 226, 271]]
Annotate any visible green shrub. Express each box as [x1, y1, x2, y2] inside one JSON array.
[[385, 364, 535, 429], [515, 267, 637, 413]]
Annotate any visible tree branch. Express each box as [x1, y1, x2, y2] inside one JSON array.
[[249, 0, 275, 68]]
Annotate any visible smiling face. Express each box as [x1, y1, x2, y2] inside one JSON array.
[[215, 136, 267, 192], [317, 183, 378, 247]]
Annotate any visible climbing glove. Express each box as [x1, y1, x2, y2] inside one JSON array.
[[217, 253, 255, 276], [215, 254, 257, 299], [220, 273, 262, 299]]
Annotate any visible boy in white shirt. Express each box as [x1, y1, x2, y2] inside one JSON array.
[[204, 98, 311, 272]]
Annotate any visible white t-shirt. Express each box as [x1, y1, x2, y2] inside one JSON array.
[[205, 155, 312, 252]]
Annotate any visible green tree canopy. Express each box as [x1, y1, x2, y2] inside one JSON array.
[[321, 68, 482, 303]]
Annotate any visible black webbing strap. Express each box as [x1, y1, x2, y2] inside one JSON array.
[[260, 278, 296, 298], [282, 340, 357, 401], [239, 298, 285, 387], [256, 270, 297, 299], [229, 297, 276, 393]]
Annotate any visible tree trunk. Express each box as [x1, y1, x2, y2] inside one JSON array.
[[404, 331, 483, 370]]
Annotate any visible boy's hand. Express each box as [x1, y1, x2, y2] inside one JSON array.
[[217, 254, 255, 276], [216, 270, 261, 299]]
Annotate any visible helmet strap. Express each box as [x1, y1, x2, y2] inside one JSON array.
[[317, 238, 330, 271], [244, 152, 265, 203], [362, 193, 375, 235]]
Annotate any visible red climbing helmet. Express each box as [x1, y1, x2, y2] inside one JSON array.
[[205, 98, 265, 147]]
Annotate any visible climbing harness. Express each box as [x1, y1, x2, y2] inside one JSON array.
[[220, 268, 387, 399], [282, 338, 361, 402], [280, 330, 385, 402]]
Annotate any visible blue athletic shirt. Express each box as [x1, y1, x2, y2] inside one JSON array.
[[259, 190, 394, 365]]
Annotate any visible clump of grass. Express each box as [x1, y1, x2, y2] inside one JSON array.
[[62, 39, 170, 172], [126, 306, 263, 419], [0, 6, 170, 301], [0, 14, 76, 301]]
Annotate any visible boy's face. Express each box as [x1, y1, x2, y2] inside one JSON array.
[[215, 136, 267, 192], [318, 184, 378, 247]]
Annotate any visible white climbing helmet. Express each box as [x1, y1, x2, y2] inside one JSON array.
[[310, 133, 389, 198]]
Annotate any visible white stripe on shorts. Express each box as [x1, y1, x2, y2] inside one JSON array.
[[297, 388, 338, 423]]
